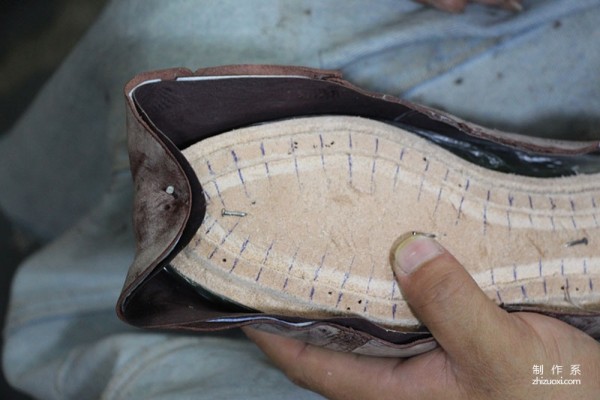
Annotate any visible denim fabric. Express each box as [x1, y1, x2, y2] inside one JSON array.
[[2, 1, 600, 398]]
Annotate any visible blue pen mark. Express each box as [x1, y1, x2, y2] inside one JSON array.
[[456, 197, 465, 224], [506, 194, 514, 231], [393, 164, 400, 192], [207, 161, 225, 206], [416, 159, 429, 202], [231, 150, 250, 198], [366, 263, 375, 294], [348, 154, 353, 183], [393, 149, 405, 192], [263, 241, 274, 263], [192, 235, 202, 248], [259, 142, 271, 180], [391, 280, 398, 300], [347, 133, 353, 184], [207, 160, 216, 174], [342, 256, 355, 289], [363, 263, 375, 312], [260, 142, 266, 157], [208, 221, 240, 259], [319, 134, 326, 170], [543, 279, 547, 296], [370, 138, 378, 193], [313, 251, 328, 282], [290, 137, 302, 187], [569, 198, 578, 229], [340, 272, 350, 289], [229, 236, 249, 274], [283, 248, 299, 290], [590, 196, 598, 225], [483, 189, 490, 235], [527, 195, 535, 226], [255, 268, 263, 282], [204, 218, 218, 235], [433, 169, 449, 215], [288, 248, 299, 273], [255, 241, 275, 282], [335, 256, 355, 308], [335, 292, 343, 308], [455, 178, 470, 224]]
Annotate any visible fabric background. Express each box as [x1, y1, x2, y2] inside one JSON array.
[[2, 1, 599, 398]]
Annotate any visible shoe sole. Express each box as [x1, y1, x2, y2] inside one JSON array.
[[170, 115, 600, 329]]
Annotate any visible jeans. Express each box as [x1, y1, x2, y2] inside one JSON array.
[[2, 1, 600, 398]]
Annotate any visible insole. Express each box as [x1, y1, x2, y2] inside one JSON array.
[[170, 115, 600, 329]]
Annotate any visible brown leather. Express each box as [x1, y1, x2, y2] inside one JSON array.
[[117, 65, 600, 355]]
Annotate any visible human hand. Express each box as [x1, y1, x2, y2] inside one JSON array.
[[415, 0, 522, 13], [243, 233, 600, 399]]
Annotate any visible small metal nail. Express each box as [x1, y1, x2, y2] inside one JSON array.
[[165, 186, 175, 195], [564, 237, 588, 247], [411, 231, 436, 239], [221, 208, 247, 217]]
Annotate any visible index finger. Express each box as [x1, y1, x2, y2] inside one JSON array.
[[243, 327, 456, 400]]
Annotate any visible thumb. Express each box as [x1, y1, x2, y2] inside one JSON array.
[[390, 232, 512, 360], [415, 0, 467, 13]]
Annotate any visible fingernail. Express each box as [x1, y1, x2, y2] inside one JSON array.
[[390, 232, 444, 275], [506, 0, 523, 12]]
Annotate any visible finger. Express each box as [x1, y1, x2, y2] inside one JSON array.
[[415, 0, 468, 13], [473, 0, 523, 12], [243, 327, 417, 400], [390, 233, 514, 362], [415, 0, 522, 12]]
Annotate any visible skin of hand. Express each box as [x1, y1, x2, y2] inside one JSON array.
[[243, 233, 600, 399], [415, 0, 523, 13]]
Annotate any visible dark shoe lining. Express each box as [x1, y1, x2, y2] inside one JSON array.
[[133, 78, 599, 179]]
